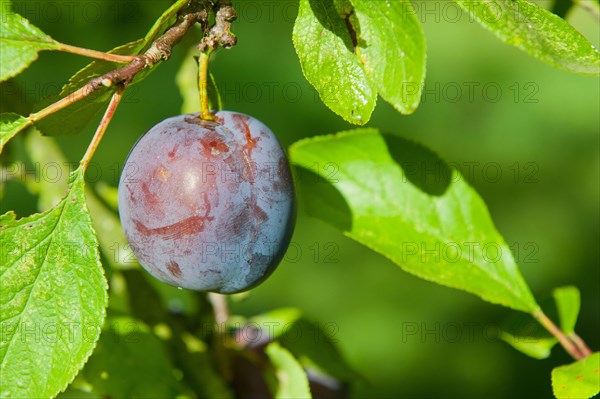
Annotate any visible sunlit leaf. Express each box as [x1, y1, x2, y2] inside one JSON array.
[[349, 0, 426, 114], [0, 168, 107, 399], [293, 0, 376, 124], [453, 0, 600, 75], [552, 352, 600, 399], [0, 6, 58, 81], [290, 129, 538, 312], [265, 342, 312, 399]]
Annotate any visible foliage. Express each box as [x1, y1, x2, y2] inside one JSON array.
[[0, 0, 598, 398]]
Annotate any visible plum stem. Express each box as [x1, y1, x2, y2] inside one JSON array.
[[207, 292, 234, 381], [199, 50, 217, 121], [208, 292, 230, 326], [80, 87, 125, 170]]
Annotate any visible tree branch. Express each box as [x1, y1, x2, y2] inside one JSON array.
[[27, 3, 209, 125]]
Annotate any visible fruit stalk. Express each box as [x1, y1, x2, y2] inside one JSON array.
[[198, 50, 215, 120]]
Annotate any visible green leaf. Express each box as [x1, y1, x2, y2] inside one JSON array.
[[251, 308, 360, 382], [0, 211, 16, 225], [81, 317, 182, 398], [553, 286, 580, 335], [0, 113, 32, 153], [24, 130, 69, 210], [0, 6, 58, 81], [142, 0, 190, 46], [290, 129, 538, 312], [265, 342, 312, 399], [552, 352, 600, 399], [176, 47, 223, 114], [500, 300, 557, 359], [293, 0, 376, 124], [502, 331, 556, 359], [349, 0, 426, 114], [453, 0, 600, 75], [85, 188, 138, 270], [23, 130, 136, 269], [33, 90, 112, 137], [0, 168, 108, 399], [500, 286, 581, 359]]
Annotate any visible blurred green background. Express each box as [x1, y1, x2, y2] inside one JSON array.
[[1, 0, 599, 398]]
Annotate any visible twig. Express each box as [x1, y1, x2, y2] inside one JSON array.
[[534, 310, 584, 360], [55, 42, 138, 63], [24, 4, 209, 127], [570, 332, 593, 357], [198, 0, 237, 52], [80, 87, 125, 170]]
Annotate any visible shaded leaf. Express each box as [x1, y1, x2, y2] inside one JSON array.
[[24, 130, 70, 210], [85, 188, 138, 271], [500, 299, 557, 359], [265, 342, 312, 399], [0, 168, 108, 399], [0, 113, 32, 153], [36, 0, 190, 137], [500, 286, 579, 359], [33, 89, 112, 137], [293, 0, 376, 124], [289, 129, 538, 312], [453, 0, 600, 75], [553, 286, 580, 335], [0, 7, 58, 81], [81, 317, 182, 398], [552, 352, 600, 399], [251, 308, 360, 382], [349, 0, 426, 114]]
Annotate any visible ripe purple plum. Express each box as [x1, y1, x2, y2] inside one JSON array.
[[118, 111, 295, 293]]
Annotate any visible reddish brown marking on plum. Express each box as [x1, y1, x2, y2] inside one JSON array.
[[167, 144, 180, 159], [209, 140, 229, 153], [252, 204, 268, 222], [230, 209, 251, 237], [201, 269, 220, 275], [167, 260, 182, 277], [133, 215, 212, 240], [273, 157, 292, 193], [141, 182, 161, 209], [232, 114, 259, 154], [199, 132, 230, 157], [126, 185, 138, 206]]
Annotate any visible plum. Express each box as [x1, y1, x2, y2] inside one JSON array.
[[118, 111, 295, 293]]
